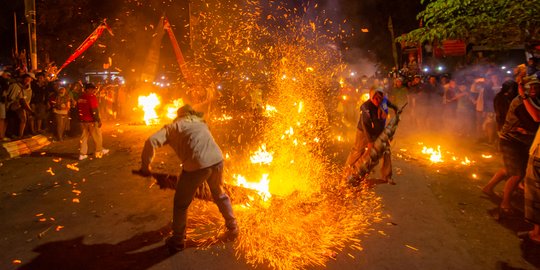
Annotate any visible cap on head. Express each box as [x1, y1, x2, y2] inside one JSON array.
[[177, 104, 203, 118]]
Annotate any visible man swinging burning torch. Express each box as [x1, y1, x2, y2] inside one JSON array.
[[345, 89, 404, 185], [135, 104, 238, 253]]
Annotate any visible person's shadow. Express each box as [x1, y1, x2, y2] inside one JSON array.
[[29, 151, 79, 160], [19, 226, 172, 270]]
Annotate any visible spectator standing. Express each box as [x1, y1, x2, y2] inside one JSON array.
[[68, 81, 83, 137], [6, 73, 34, 139], [29, 72, 50, 134], [77, 83, 109, 160], [517, 76, 540, 244], [50, 87, 70, 141], [494, 80, 519, 131], [484, 78, 539, 215]]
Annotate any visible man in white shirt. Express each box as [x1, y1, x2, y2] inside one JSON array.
[[138, 104, 238, 253]]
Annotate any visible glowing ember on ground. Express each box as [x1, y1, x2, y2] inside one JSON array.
[[461, 157, 472, 165], [66, 163, 80, 171], [481, 154, 493, 159], [406, 244, 419, 251], [138, 93, 161, 125]]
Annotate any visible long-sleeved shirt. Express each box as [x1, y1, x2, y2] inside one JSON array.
[[141, 115, 223, 172]]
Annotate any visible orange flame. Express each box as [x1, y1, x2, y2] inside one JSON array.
[[265, 104, 278, 117], [165, 98, 184, 120], [421, 145, 443, 163], [234, 174, 271, 201], [250, 144, 273, 165], [138, 93, 161, 125]]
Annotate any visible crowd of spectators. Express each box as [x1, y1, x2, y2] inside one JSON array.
[[337, 59, 540, 147], [0, 68, 127, 142]]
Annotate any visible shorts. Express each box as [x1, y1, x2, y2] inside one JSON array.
[[499, 138, 529, 177], [0, 103, 5, 119], [525, 156, 540, 225]]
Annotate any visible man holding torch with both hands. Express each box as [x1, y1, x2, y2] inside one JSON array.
[[137, 104, 238, 253]]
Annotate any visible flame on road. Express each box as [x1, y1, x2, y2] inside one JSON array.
[[421, 145, 443, 163], [234, 174, 271, 202], [138, 93, 160, 125]]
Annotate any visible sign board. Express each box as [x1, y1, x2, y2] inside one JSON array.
[[442, 40, 466, 56]]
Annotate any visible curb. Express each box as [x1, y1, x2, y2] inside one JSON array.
[[0, 135, 51, 160]]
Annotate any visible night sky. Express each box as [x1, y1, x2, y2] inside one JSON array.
[[0, 0, 422, 73]]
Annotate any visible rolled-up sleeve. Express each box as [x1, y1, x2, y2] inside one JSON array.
[[141, 127, 169, 170]]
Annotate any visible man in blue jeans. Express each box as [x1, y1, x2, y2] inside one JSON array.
[[139, 104, 238, 253]]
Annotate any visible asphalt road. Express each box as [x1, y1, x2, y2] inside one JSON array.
[[0, 121, 539, 270]]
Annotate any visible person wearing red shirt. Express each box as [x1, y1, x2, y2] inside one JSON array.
[[77, 83, 109, 160]]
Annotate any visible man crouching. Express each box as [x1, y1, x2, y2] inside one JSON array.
[[138, 104, 238, 253]]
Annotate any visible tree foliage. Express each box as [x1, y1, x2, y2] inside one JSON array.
[[397, 0, 540, 49]]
